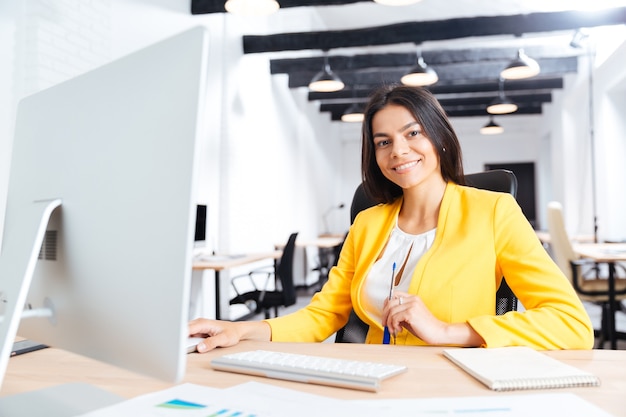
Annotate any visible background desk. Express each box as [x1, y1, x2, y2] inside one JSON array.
[[191, 251, 281, 320], [573, 242, 626, 350], [3, 341, 625, 416]]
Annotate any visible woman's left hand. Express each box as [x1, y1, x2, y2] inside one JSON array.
[[382, 291, 484, 346], [382, 291, 446, 344]]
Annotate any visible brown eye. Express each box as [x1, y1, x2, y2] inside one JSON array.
[[375, 139, 391, 148]]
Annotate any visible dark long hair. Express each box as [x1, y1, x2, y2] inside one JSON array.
[[361, 84, 464, 203]]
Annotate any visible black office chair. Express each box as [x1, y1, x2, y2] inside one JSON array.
[[229, 232, 299, 319], [335, 170, 519, 343], [465, 170, 519, 315]]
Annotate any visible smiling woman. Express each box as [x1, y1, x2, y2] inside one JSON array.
[[188, 84, 594, 353]]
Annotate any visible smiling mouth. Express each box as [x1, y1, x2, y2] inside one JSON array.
[[393, 161, 418, 172]]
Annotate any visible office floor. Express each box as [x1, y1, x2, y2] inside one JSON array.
[[235, 288, 626, 350]]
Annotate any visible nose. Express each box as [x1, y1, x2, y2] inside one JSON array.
[[390, 136, 409, 157]]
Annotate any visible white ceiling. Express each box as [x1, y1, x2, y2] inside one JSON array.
[[314, 0, 626, 30]]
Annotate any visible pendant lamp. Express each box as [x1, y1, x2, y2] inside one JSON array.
[[500, 48, 540, 80], [341, 103, 364, 123], [225, 0, 280, 16], [401, 49, 438, 87], [487, 78, 518, 115], [480, 117, 504, 135], [309, 53, 344, 93]]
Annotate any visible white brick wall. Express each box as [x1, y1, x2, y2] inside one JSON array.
[[16, 0, 113, 97], [1, 0, 113, 247]]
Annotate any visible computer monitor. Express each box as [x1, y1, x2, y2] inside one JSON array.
[[195, 204, 208, 245], [0, 26, 209, 390]]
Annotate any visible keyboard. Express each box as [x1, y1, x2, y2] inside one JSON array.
[[210, 349, 407, 392]]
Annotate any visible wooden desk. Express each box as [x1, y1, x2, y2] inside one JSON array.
[[274, 235, 344, 250], [3, 341, 625, 416], [574, 243, 626, 350], [536, 231, 596, 245], [192, 251, 282, 320]]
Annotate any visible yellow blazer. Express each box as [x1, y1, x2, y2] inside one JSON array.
[[267, 183, 594, 349]]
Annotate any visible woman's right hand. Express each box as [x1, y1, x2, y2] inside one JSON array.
[[188, 318, 271, 352]]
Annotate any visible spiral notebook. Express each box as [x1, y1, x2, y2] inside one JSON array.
[[443, 347, 600, 392]]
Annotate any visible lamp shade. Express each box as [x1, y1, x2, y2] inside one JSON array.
[[500, 48, 540, 80], [401, 56, 438, 87], [309, 55, 344, 92], [341, 103, 364, 123], [225, 0, 280, 16], [480, 118, 504, 135], [374, 0, 423, 5], [487, 95, 518, 115]]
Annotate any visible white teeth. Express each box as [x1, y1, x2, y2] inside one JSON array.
[[394, 161, 417, 171]]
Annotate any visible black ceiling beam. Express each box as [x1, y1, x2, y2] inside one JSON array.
[[308, 77, 564, 100], [243, 7, 626, 53], [319, 92, 551, 113], [322, 103, 545, 121], [271, 45, 576, 74], [191, 0, 368, 14], [286, 56, 577, 88], [438, 92, 552, 107]]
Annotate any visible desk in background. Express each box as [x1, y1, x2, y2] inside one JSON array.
[[191, 251, 281, 320], [3, 341, 625, 416], [536, 230, 596, 245], [573, 242, 626, 350]]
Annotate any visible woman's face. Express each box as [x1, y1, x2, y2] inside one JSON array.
[[371, 104, 442, 191]]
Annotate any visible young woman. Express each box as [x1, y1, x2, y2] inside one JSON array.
[[189, 85, 594, 351]]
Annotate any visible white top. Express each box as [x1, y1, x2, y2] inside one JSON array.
[[361, 222, 437, 324]]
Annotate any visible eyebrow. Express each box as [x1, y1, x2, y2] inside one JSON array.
[[373, 121, 421, 139]]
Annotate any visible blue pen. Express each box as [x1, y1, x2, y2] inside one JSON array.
[[383, 262, 396, 345]]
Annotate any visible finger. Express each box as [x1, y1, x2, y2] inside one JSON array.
[[388, 311, 401, 335], [390, 297, 410, 334], [188, 318, 222, 337], [381, 297, 393, 323], [393, 291, 410, 299], [197, 332, 236, 353]]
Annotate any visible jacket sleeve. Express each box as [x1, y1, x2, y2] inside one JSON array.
[[265, 228, 357, 342], [468, 194, 595, 350]]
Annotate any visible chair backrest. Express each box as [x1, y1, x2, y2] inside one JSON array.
[[335, 170, 518, 343], [350, 183, 377, 223], [277, 232, 299, 307], [464, 169, 518, 196], [546, 201, 577, 280], [465, 170, 519, 315]]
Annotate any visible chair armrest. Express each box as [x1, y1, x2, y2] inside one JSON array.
[[230, 269, 274, 294]]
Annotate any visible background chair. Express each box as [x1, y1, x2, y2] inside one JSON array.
[[546, 201, 626, 348], [229, 232, 299, 319], [335, 170, 519, 343]]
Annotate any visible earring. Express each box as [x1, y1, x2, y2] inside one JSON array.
[[442, 147, 446, 152]]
